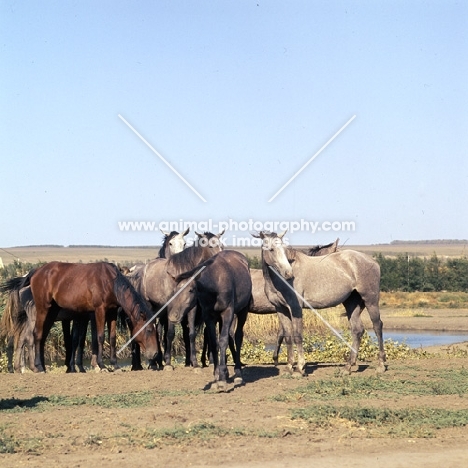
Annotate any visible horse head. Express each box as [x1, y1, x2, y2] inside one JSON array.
[[194, 229, 225, 253], [252, 230, 294, 280], [160, 228, 190, 258]]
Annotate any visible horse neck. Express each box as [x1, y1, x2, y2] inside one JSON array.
[[113, 273, 145, 326]]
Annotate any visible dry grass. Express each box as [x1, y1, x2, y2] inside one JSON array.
[[244, 306, 347, 343], [380, 291, 468, 309]]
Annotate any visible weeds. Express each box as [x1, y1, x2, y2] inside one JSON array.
[[291, 405, 468, 437]]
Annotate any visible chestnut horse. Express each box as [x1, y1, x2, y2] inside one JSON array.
[[3, 262, 160, 372]]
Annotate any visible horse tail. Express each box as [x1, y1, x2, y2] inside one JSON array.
[[194, 304, 204, 330], [112, 267, 149, 324], [0, 269, 35, 294], [0, 291, 18, 342]]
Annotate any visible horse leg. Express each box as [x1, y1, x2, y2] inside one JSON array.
[[233, 309, 248, 385], [74, 317, 89, 373], [201, 326, 209, 367], [205, 316, 220, 383], [107, 309, 119, 371], [184, 307, 200, 368], [131, 344, 143, 370], [291, 305, 305, 376], [366, 303, 387, 373], [163, 318, 175, 371], [23, 312, 36, 373], [216, 308, 234, 391], [276, 307, 295, 374], [62, 319, 74, 373], [89, 314, 98, 369], [228, 315, 239, 366], [273, 322, 285, 366], [33, 306, 57, 373], [7, 335, 15, 373], [94, 307, 107, 370], [182, 316, 192, 367], [343, 293, 366, 374]]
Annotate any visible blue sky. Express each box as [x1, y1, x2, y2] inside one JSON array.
[[1, 1, 467, 248]]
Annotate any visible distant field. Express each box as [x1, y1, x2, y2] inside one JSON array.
[[0, 242, 466, 266]]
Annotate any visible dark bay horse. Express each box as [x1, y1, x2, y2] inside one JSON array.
[[173, 250, 252, 390], [252, 231, 386, 376], [3, 262, 160, 372], [128, 231, 225, 370]]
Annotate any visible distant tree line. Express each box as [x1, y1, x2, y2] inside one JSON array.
[[374, 253, 468, 292], [2, 255, 468, 296]]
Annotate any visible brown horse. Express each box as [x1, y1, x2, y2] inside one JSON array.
[[3, 262, 160, 372], [0, 285, 98, 373]]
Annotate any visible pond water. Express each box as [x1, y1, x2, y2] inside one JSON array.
[[369, 330, 468, 348]]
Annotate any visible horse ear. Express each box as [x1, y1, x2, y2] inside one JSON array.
[[278, 229, 288, 239], [161, 230, 169, 236], [217, 228, 225, 237], [182, 227, 190, 236]]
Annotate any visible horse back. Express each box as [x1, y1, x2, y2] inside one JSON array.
[[30, 261, 118, 311], [200, 251, 252, 311]]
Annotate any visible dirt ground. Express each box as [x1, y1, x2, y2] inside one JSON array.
[[1, 312, 468, 468]]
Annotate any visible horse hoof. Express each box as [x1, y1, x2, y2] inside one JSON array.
[[216, 381, 228, 392], [163, 365, 174, 372], [376, 363, 387, 374], [233, 376, 244, 386], [341, 366, 352, 376]]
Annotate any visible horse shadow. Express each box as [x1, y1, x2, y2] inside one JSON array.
[[305, 362, 370, 375], [200, 362, 372, 391], [0, 396, 49, 411]]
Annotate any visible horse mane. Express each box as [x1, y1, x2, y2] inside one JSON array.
[[285, 247, 298, 261], [166, 245, 212, 277], [125, 265, 145, 292], [307, 239, 339, 256], [112, 267, 151, 323], [198, 231, 217, 239], [174, 255, 217, 282], [158, 231, 179, 258]]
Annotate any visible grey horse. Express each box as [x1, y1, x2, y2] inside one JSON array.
[[251, 231, 386, 376], [249, 238, 339, 364], [127, 230, 225, 370]]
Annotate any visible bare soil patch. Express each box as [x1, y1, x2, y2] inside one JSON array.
[[1, 355, 468, 467], [1, 309, 468, 467]]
